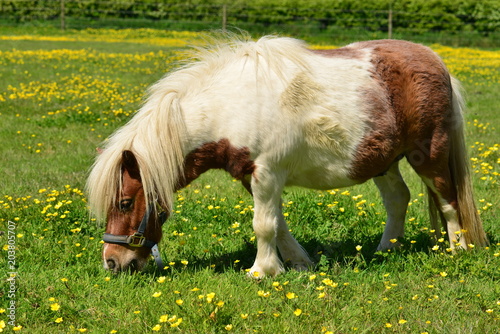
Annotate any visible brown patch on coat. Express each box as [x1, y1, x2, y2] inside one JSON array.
[[346, 40, 455, 202], [179, 139, 255, 193]]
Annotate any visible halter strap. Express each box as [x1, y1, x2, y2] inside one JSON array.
[[102, 204, 167, 269]]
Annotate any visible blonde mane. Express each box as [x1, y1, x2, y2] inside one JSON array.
[[86, 35, 312, 220]]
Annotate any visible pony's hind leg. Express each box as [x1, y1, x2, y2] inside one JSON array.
[[420, 176, 467, 250], [373, 161, 410, 251]]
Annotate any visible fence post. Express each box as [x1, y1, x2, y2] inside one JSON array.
[[60, 0, 65, 30], [222, 4, 227, 32], [388, 3, 393, 39]]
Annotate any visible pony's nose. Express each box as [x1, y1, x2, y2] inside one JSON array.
[[106, 258, 117, 270]]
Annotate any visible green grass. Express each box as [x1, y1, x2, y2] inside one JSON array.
[[0, 27, 498, 333]]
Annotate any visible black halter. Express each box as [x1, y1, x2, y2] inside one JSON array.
[[102, 204, 167, 269]]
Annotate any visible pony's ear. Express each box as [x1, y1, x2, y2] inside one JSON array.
[[121, 150, 141, 180]]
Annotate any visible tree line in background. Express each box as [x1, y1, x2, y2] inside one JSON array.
[[1, 0, 498, 35]]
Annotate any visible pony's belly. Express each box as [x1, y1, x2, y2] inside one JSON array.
[[285, 167, 361, 190]]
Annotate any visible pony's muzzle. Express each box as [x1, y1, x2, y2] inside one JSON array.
[[103, 244, 148, 273]]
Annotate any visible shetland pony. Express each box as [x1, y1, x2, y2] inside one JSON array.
[[87, 36, 487, 276]]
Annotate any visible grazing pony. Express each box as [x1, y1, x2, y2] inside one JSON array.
[[87, 36, 487, 276]]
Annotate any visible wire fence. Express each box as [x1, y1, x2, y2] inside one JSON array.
[[1, 1, 498, 45]]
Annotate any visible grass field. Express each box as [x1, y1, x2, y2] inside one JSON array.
[[0, 27, 499, 333]]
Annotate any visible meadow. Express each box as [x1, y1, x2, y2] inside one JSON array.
[[0, 27, 498, 333]]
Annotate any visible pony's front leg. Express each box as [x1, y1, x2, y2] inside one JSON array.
[[248, 169, 286, 278], [276, 214, 313, 271]]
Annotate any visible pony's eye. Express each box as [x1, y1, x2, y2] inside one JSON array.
[[119, 199, 133, 211]]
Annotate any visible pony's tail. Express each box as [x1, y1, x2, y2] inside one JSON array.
[[449, 77, 488, 247]]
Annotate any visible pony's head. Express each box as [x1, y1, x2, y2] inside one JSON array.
[[100, 150, 168, 273]]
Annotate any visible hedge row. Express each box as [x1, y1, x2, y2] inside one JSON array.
[[1, 0, 498, 33]]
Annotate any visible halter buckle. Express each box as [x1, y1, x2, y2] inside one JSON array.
[[126, 233, 146, 247]]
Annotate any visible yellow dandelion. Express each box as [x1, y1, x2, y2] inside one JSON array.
[[152, 324, 161, 331], [440, 272, 448, 277], [257, 290, 270, 297], [157, 276, 166, 283], [170, 318, 182, 327], [13, 326, 23, 331], [152, 292, 162, 298], [286, 292, 297, 299], [206, 292, 216, 303], [293, 308, 302, 316], [77, 329, 87, 333], [240, 313, 249, 319], [398, 319, 407, 324], [225, 324, 233, 331], [55, 317, 63, 323], [355, 245, 362, 251], [159, 314, 169, 322], [50, 303, 60, 311], [175, 299, 183, 305], [385, 323, 392, 328]]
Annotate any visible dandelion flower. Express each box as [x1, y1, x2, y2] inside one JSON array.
[[257, 290, 270, 297], [175, 299, 183, 305], [157, 276, 166, 283], [13, 326, 23, 331], [398, 319, 407, 324], [286, 292, 297, 299], [355, 245, 362, 251], [206, 292, 216, 303], [170, 318, 182, 327], [385, 323, 392, 328], [225, 324, 233, 331], [240, 314, 249, 319], [152, 292, 162, 298], [55, 317, 63, 323], [440, 272, 448, 277], [152, 324, 161, 331], [159, 315, 169, 322], [50, 303, 60, 311]]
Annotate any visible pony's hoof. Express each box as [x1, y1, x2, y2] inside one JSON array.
[[247, 265, 284, 278]]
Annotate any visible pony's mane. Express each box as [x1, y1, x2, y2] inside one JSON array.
[[86, 35, 312, 220]]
